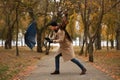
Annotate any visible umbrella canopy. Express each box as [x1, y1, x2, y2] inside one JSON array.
[[24, 21, 37, 49]]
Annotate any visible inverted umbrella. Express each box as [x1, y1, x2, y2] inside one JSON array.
[[24, 21, 37, 49]]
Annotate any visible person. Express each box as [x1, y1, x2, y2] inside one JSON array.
[[45, 21, 87, 75]]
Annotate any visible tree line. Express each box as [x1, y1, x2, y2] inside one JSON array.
[[0, 0, 120, 62]]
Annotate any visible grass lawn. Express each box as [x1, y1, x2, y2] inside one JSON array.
[[74, 46, 120, 80]]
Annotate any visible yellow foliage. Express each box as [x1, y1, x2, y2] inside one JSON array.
[[90, 13, 98, 21], [20, 13, 31, 29], [37, 16, 44, 26], [92, 1, 100, 8], [66, 11, 77, 38], [81, 3, 85, 9]]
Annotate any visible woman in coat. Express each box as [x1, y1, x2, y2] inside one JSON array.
[[45, 21, 87, 75]]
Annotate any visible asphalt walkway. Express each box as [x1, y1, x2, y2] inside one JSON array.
[[23, 51, 115, 80]]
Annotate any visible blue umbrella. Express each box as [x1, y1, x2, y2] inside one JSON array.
[[25, 21, 37, 49]]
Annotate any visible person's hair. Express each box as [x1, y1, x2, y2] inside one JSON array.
[[59, 23, 73, 43]]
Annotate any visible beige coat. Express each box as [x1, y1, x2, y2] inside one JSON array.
[[53, 29, 75, 61]]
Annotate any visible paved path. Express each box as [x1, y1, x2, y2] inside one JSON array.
[[23, 52, 114, 80]]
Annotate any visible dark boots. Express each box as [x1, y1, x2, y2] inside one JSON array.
[[80, 68, 87, 75], [51, 71, 60, 75], [51, 69, 87, 75]]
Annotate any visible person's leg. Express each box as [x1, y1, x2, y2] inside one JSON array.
[[51, 53, 62, 75], [71, 58, 87, 75], [55, 53, 62, 71]]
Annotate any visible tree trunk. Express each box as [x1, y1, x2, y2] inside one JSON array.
[[45, 42, 51, 55], [4, 11, 16, 49], [79, 36, 85, 55], [116, 28, 120, 50], [37, 0, 49, 53], [106, 31, 109, 50], [16, 3, 19, 56], [5, 28, 12, 49], [37, 29, 43, 52], [110, 39, 114, 49], [95, 26, 102, 50], [79, 0, 88, 56], [79, 42, 84, 55], [88, 39, 94, 62]]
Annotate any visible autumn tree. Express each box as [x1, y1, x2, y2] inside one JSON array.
[[77, 0, 120, 62], [115, 0, 120, 50], [0, 1, 17, 49]]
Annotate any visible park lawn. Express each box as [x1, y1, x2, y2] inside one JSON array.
[[0, 47, 45, 80], [74, 46, 120, 80]]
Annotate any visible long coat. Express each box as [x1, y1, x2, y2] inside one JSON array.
[[53, 29, 75, 61]]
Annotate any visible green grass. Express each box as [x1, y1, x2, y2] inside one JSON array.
[[0, 64, 10, 80]]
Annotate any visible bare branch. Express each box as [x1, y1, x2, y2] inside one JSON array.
[[104, 0, 120, 14]]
